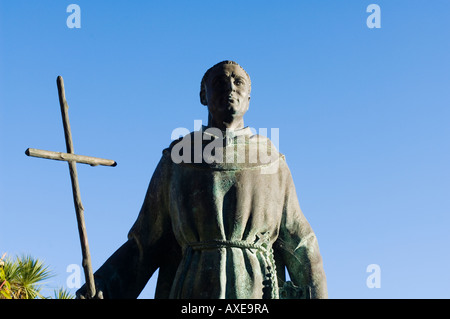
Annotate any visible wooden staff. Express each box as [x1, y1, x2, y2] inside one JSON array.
[[57, 76, 97, 299]]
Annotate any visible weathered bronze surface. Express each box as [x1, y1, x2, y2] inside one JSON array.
[[76, 61, 327, 299]]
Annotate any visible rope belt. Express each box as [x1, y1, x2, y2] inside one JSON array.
[[178, 239, 279, 299], [188, 239, 265, 251]]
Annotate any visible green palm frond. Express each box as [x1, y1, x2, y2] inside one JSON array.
[[2, 256, 19, 282], [2, 252, 77, 299], [54, 287, 75, 299], [15, 255, 54, 299], [2, 254, 54, 299], [16, 255, 53, 285]]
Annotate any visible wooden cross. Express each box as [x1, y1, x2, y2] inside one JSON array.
[[25, 76, 117, 299]]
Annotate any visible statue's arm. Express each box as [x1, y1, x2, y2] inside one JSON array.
[[275, 170, 328, 299], [77, 156, 173, 299], [87, 236, 158, 299]]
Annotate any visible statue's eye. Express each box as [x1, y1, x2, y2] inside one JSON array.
[[235, 79, 244, 86]]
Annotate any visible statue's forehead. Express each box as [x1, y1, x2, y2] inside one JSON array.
[[209, 63, 248, 79]]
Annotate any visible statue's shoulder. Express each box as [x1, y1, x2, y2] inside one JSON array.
[[167, 135, 186, 149], [162, 138, 181, 158], [162, 131, 195, 158], [249, 133, 274, 144], [249, 133, 284, 157]]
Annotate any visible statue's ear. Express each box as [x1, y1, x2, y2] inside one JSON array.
[[200, 86, 208, 106]]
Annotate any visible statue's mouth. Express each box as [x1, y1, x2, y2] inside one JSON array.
[[226, 95, 238, 105], [215, 95, 240, 114]]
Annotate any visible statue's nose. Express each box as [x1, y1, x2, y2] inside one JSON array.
[[227, 80, 237, 93]]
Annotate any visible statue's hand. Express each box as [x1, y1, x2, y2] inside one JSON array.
[[76, 280, 105, 299]]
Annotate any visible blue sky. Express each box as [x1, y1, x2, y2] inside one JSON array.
[[1, 1, 449, 299]]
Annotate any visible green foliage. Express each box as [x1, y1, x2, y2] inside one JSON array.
[[54, 287, 75, 299], [0, 253, 12, 299], [0, 252, 75, 299], [0, 268, 12, 299]]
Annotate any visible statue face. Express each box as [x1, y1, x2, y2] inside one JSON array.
[[204, 63, 251, 126]]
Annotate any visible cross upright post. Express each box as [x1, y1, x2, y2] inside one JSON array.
[[26, 76, 117, 299]]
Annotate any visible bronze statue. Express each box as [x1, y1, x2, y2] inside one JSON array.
[[76, 60, 327, 299]]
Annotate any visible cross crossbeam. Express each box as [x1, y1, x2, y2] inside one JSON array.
[[25, 148, 117, 167], [25, 76, 116, 299]]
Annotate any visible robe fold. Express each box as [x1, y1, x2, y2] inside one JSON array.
[[91, 126, 327, 299]]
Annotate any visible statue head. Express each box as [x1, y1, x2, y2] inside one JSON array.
[[200, 61, 251, 130]]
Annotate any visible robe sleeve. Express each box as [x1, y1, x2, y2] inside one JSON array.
[[275, 165, 328, 299], [88, 154, 175, 298]]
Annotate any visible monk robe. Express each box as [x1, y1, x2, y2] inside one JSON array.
[[90, 126, 327, 299]]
